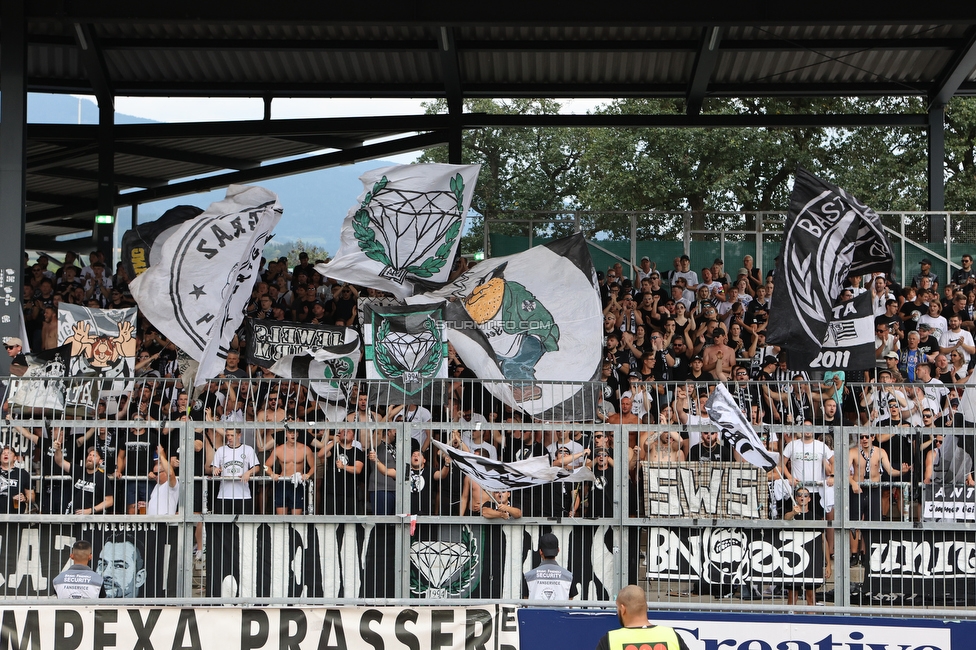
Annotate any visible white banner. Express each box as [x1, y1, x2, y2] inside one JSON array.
[[0, 606, 519, 650]]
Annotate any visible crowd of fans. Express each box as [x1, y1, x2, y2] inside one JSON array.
[[3, 248, 974, 591]]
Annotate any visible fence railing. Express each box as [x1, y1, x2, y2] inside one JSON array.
[[1, 376, 975, 614]]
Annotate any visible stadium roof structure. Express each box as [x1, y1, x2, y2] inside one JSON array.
[[3, 2, 976, 252]]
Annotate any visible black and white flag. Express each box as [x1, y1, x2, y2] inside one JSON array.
[[121, 204, 203, 281], [431, 440, 593, 491], [269, 329, 362, 404], [363, 302, 447, 404], [705, 384, 779, 472], [767, 167, 894, 370], [7, 344, 71, 412], [245, 319, 348, 368], [128, 185, 282, 385]]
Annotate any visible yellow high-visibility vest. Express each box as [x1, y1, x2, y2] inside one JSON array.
[[607, 625, 682, 650]]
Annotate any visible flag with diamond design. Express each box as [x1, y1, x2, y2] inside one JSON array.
[[315, 163, 480, 299], [128, 185, 282, 385], [409, 233, 602, 420], [362, 301, 447, 404]]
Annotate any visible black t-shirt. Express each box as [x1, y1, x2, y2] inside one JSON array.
[[408, 464, 435, 516], [0, 467, 32, 513], [689, 442, 733, 462], [70, 468, 109, 513], [325, 444, 366, 514], [587, 465, 614, 518], [917, 336, 939, 358], [118, 429, 157, 477]]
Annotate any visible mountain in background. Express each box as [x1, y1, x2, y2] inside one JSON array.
[[28, 93, 411, 255]]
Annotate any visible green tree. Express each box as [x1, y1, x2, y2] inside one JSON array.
[[418, 98, 586, 254], [263, 239, 330, 269]]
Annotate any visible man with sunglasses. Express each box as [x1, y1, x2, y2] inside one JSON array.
[[5, 337, 27, 372]]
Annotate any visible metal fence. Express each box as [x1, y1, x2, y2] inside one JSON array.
[[1, 375, 975, 615], [483, 209, 976, 292]]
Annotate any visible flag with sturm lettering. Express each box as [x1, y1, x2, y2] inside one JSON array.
[[705, 384, 779, 471], [245, 319, 348, 368], [128, 185, 282, 385], [315, 163, 480, 299], [766, 167, 894, 371], [269, 328, 361, 404]]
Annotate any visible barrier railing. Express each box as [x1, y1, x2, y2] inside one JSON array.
[[1, 376, 975, 614]]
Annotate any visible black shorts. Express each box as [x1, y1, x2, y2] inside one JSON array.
[[273, 481, 306, 511], [850, 486, 882, 521]]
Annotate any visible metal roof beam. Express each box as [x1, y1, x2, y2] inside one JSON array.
[[71, 23, 114, 109], [26, 191, 98, 209], [929, 26, 976, 109], [33, 166, 168, 188], [687, 26, 722, 116], [114, 142, 260, 171], [26, 143, 100, 171], [272, 135, 365, 150], [116, 131, 449, 206]]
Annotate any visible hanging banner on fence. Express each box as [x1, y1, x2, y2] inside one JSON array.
[[641, 462, 769, 518], [431, 439, 594, 491], [410, 233, 602, 421], [315, 163, 480, 299], [362, 301, 447, 403], [128, 185, 282, 385], [705, 384, 779, 471], [0, 522, 177, 598], [767, 167, 894, 371], [922, 484, 976, 521], [121, 204, 204, 280], [245, 319, 348, 367], [205, 521, 613, 601], [57, 302, 139, 410], [6, 344, 71, 412], [0, 605, 519, 650], [644, 526, 825, 587], [269, 331, 362, 404], [865, 529, 976, 605]]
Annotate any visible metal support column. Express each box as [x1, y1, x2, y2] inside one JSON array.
[[0, 0, 27, 370], [928, 106, 947, 242], [93, 103, 116, 266]]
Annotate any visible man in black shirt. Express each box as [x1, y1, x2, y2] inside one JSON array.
[[688, 430, 733, 462], [0, 445, 33, 513]]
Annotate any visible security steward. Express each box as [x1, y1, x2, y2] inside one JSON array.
[[595, 585, 691, 650], [52, 540, 105, 599]]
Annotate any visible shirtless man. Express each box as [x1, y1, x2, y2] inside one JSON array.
[[700, 326, 737, 377], [265, 426, 316, 515], [642, 430, 684, 463], [608, 393, 641, 448], [480, 490, 523, 520], [848, 432, 911, 561]]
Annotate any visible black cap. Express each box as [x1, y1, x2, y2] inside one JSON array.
[[691, 354, 703, 361], [762, 355, 778, 367], [920, 258, 932, 265], [539, 533, 559, 557]]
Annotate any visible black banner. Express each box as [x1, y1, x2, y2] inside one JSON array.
[[0, 522, 176, 598], [865, 529, 976, 604], [644, 526, 825, 586], [121, 205, 203, 281]]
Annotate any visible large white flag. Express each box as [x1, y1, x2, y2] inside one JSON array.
[[409, 234, 603, 420], [316, 163, 480, 299], [128, 185, 282, 385]]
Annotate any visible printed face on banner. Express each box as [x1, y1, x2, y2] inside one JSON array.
[[96, 538, 147, 598]]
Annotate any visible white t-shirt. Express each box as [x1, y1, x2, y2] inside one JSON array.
[[212, 443, 259, 501], [394, 406, 433, 444], [783, 437, 834, 510], [146, 479, 180, 515], [946, 328, 975, 363]]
